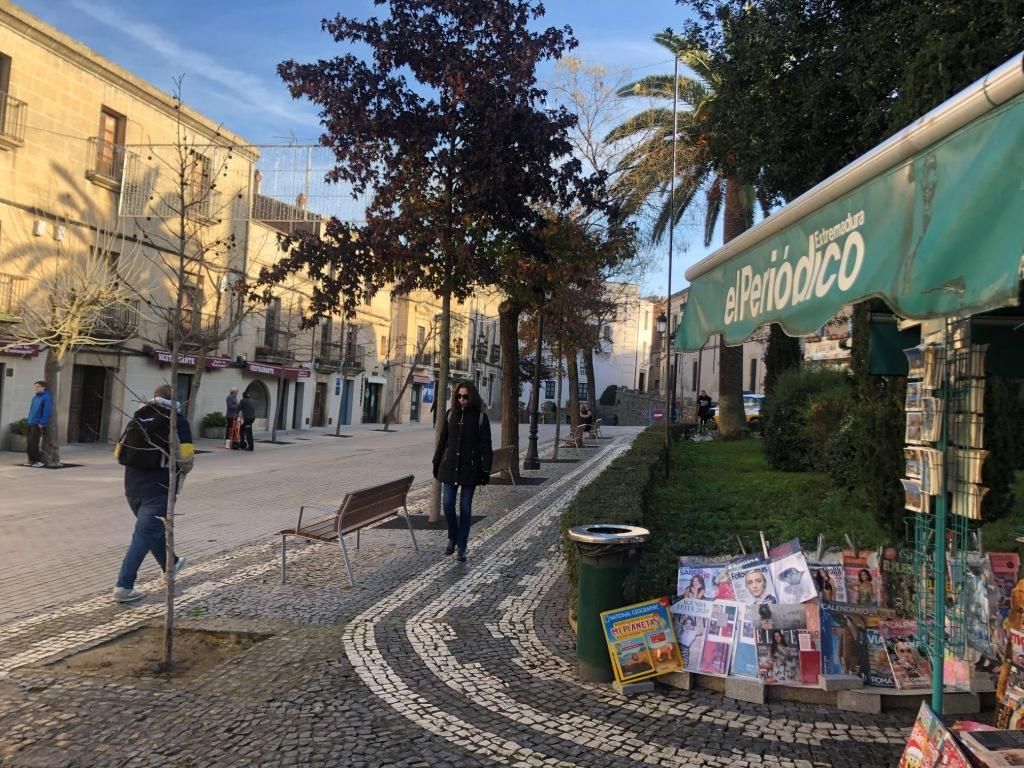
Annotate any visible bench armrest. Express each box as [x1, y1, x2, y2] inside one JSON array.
[[295, 505, 339, 532]]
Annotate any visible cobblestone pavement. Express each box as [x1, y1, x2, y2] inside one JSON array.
[[0, 432, 915, 767], [0, 421, 564, 623]]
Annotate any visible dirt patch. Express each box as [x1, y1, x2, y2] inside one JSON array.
[[43, 625, 270, 684]]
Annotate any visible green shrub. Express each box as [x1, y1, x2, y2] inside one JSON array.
[[762, 368, 850, 471], [983, 376, 1020, 523], [202, 411, 227, 428], [599, 385, 618, 406], [560, 428, 665, 611], [849, 379, 906, 538], [806, 383, 854, 456], [9, 418, 29, 436], [823, 412, 858, 489]]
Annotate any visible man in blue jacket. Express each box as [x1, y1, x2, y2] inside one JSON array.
[[26, 380, 52, 468]]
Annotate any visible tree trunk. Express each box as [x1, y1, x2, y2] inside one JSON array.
[[186, 351, 207, 434], [764, 324, 802, 395], [41, 348, 62, 466], [717, 178, 750, 439], [566, 346, 580, 431], [584, 346, 597, 415], [270, 374, 284, 443], [429, 287, 451, 523], [498, 298, 521, 481], [383, 365, 417, 431]]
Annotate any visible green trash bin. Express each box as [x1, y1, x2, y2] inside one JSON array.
[[568, 523, 650, 682]]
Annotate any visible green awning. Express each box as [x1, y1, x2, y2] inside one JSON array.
[[676, 63, 1024, 351]]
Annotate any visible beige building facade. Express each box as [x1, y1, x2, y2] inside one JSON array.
[[0, 3, 505, 450]]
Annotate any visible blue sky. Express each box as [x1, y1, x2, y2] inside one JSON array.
[[18, 0, 708, 292]]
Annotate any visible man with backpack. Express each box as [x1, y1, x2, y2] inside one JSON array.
[[112, 384, 195, 603]]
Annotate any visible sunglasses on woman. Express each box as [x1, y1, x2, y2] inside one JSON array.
[[457, 393, 470, 400]]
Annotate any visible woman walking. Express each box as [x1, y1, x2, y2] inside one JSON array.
[[432, 381, 492, 562]]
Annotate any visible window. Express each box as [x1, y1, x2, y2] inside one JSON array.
[[95, 107, 126, 180], [643, 311, 649, 330], [453, 336, 463, 356], [381, 335, 388, 355], [577, 382, 588, 401], [0, 52, 11, 134], [603, 324, 612, 342], [416, 325, 426, 350], [749, 358, 758, 392], [544, 381, 555, 399], [188, 150, 212, 216]]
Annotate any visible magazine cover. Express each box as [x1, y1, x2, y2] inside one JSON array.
[[731, 604, 759, 678], [601, 597, 683, 684], [959, 729, 1024, 768], [963, 552, 1000, 660], [676, 555, 734, 600], [899, 702, 971, 768], [699, 600, 740, 676], [808, 555, 849, 602], [881, 548, 917, 617], [769, 539, 817, 604], [756, 627, 800, 684], [843, 550, 881, 606], [820, 601, 897, 686], [881, 619, 931, 690], [670, 597, 714, 672], [730, 558, 779, 605], [996, 630, 1024, 729], [990, 553, 1020, 622]]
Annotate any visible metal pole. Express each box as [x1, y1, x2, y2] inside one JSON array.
[[931, 327, 950, 713], [523, 309, 544, 470], [664, 51, 679, 474]]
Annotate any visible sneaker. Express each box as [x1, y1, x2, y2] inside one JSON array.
[[457, 548, 467, 562], [31, 462, 45, 468], [112, 587, 143, 603], [444, 541, 456, 556], [174, 557, 188, 576]]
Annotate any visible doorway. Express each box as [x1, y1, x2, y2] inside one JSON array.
[[312, 382, 327, 427], [410, 383, 421, 422], [275, 378, 290, 430], [68, 364, 110, 443], [362, 382, 381, 423], [175, 373, 193, 415], [292, 381, 305, 429], [340, 379, 353, 425]]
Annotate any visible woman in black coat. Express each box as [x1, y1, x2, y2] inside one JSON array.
[[432, 381, 492, 562]]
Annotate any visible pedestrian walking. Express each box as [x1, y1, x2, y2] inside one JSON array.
[[432, 381, 492, 562], [239, 391, 256, 451], [112, 384, 194, 603], [25, 380, 52, 468], [225, 388, 240, 447]]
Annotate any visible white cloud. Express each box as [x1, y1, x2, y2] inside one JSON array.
[[69, 0, 318, 129]]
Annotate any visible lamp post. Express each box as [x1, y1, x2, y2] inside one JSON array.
[[523, 301, 547, 471], [657, 311, 670, 476]]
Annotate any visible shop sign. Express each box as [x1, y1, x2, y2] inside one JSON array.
[[153, 350, 232, 368], [0, 340, 40, 358], [246, 361, 312, 379]]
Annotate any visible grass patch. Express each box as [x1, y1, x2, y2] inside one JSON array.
[[980, 470, 1024, 554], [641, 438, 888, 599]]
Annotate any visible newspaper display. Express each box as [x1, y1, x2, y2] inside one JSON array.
[[676, 555, 735, 600], [843, 550, 880, 606], [898, 702, 971, 768], [959, 730, 1024, 768], [670, 597, 713, 672], [820, 601, 897, 686], [881, 619, 931, 690], [730, 557, 779, 605], [601, 598, 683, 684], [769, 539, 817, 605]]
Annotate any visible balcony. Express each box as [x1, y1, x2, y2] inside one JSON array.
[[415, 352, 434, 366], [0, 273, 28, 321], [451, 356, 470, 373], [256, 327, 295, 361], [489, 344, 501, 364], [90, 300, 139, 339], [0, 92, 27, 150], [167, 311, 220, 349], [86, 137, 132, 190]]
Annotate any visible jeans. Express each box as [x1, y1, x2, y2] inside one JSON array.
[[116, 495, 179, 589], [442, 482, 476, 550], [27, 424, 44, 464], [241, 419, 254, 451]]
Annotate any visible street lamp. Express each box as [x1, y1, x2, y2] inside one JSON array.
[[657, 310, 670, 476], [523, 294, 550, 470]]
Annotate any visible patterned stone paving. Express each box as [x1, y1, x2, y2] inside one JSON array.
[[0, 433, 915, 767]]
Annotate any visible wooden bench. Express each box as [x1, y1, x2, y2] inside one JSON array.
[[489, 445, 517, 485], [280, 474, 417, 587]]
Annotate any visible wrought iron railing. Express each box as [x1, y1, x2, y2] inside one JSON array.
[[256, 327, 295, 359], [0, 272, 28, 317], [168, 311, 220, 347], [86, 137, 131, 183], [0, 92, 27, 146], [91, 300, 139, 338]]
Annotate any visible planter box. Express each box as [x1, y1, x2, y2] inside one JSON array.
[[7, 434, 28, 453], [201, 426, 225, 440]]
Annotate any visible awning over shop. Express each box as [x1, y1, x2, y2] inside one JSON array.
[[246, 361, 312, 379], [153, 350, 232, 368], [676, 53, 1024, 351], [413, 374, 433, 385]]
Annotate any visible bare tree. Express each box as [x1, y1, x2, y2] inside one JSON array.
[[8, 219, 144, 466]]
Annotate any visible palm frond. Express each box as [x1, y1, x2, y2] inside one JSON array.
[[703, 175, 724, 248]]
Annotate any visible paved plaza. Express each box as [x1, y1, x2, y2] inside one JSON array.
[[0, 427, 915, 767]]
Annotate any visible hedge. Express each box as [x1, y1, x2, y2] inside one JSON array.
[[559, 427, 666, 610]]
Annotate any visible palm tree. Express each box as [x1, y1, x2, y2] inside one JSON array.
[[606, 32, 768, 437]]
